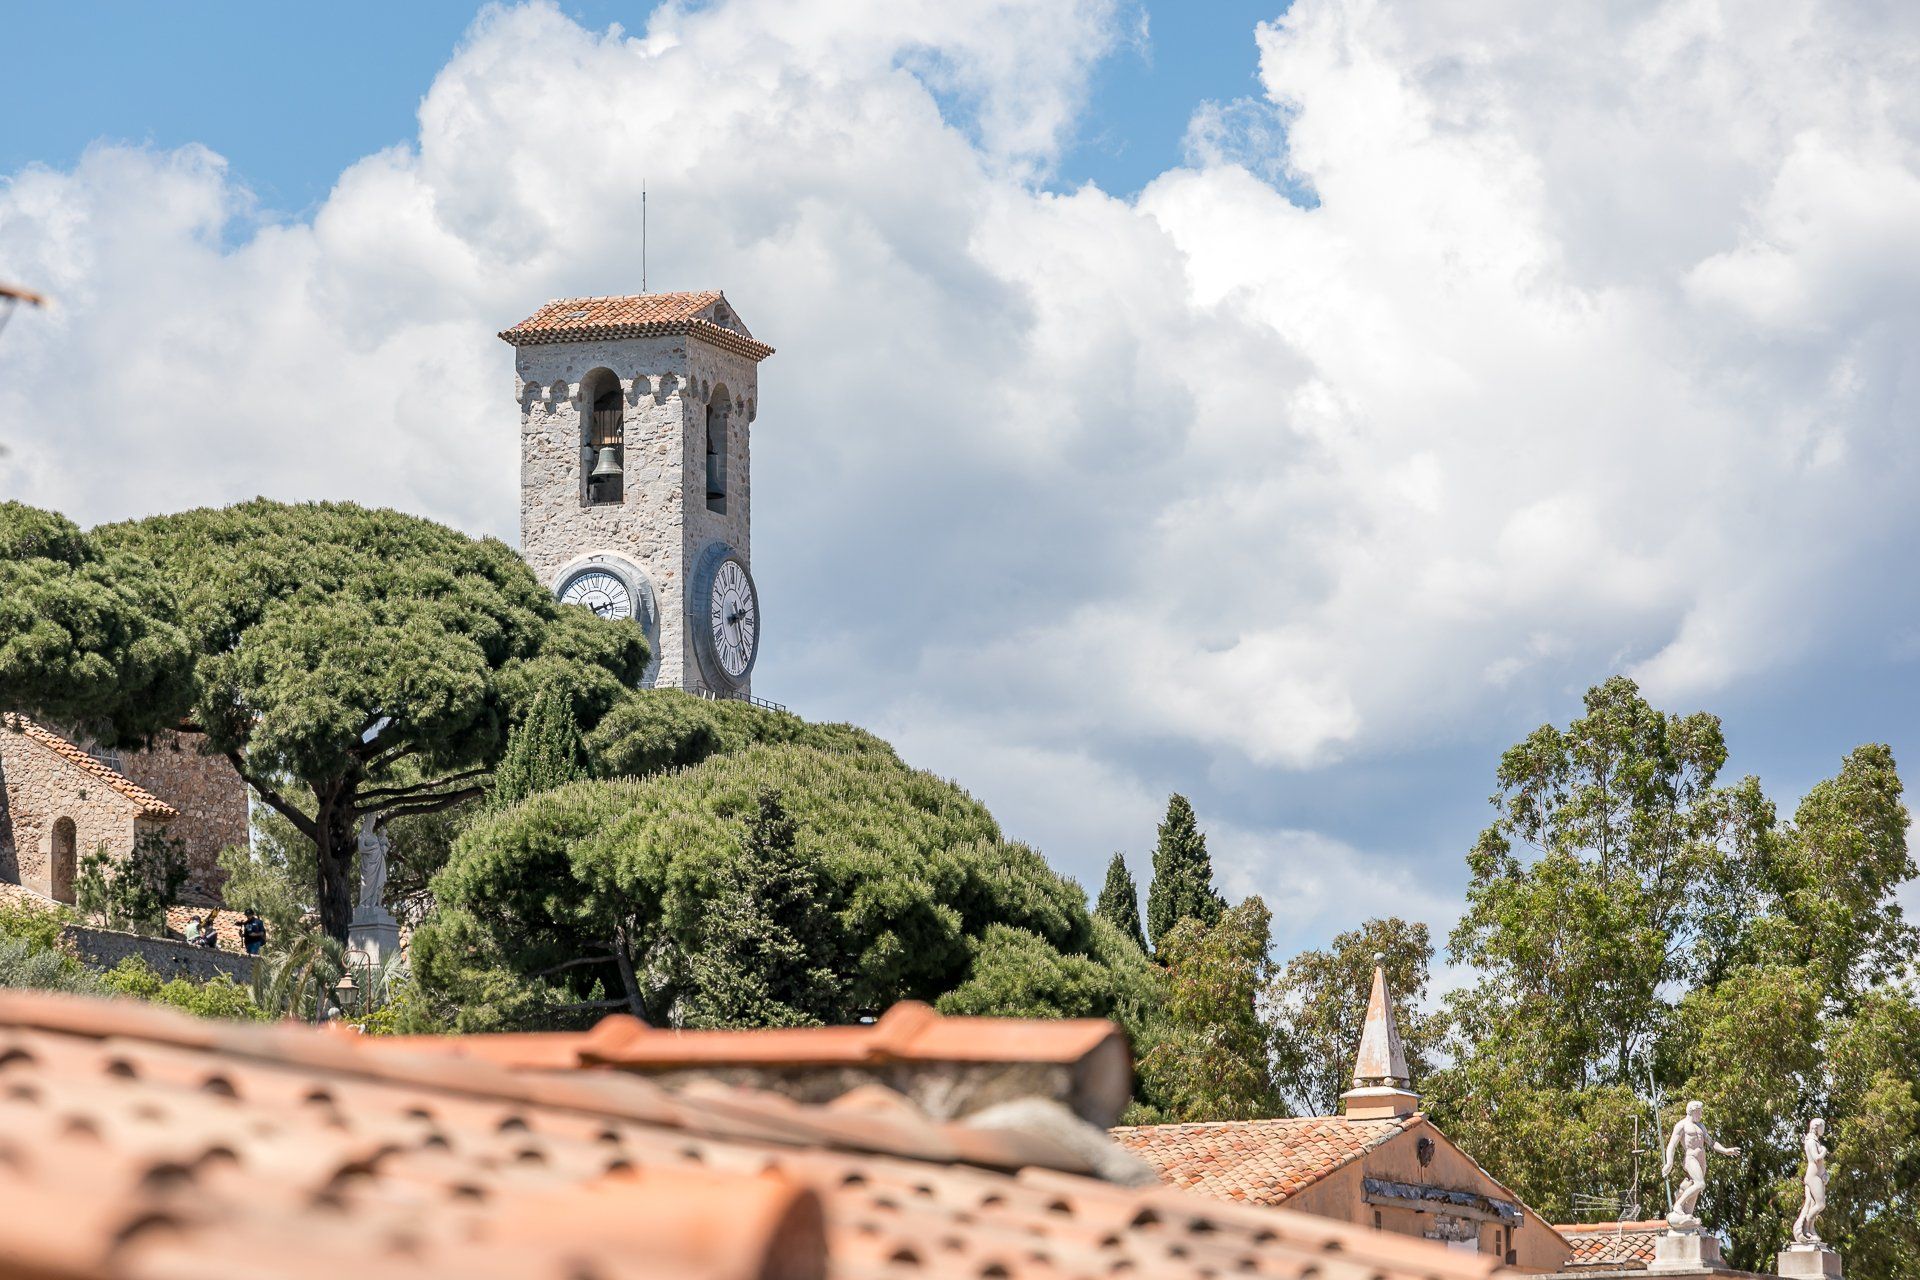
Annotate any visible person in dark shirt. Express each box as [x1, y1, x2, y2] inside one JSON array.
[[241, 910, 267, 956]]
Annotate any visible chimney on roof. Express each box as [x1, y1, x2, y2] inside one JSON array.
[[1340, 954, 1419, 1122]]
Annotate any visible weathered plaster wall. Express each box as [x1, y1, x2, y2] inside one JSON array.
[[0, 732, 144, 902], [1280, 1124, 1569, 1272], [113, 732, 247, 902], [515, 329, 760, 696]]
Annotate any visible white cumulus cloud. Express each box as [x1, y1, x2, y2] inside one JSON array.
[[3, 0, 1917, 947]]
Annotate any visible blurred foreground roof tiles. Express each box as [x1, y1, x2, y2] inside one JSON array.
[[0, 991, 1502, 1280]]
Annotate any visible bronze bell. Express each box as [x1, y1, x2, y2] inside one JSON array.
[[590, 445, 623, 479]]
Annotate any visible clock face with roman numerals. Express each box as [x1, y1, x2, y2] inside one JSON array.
[[690, 544, 759, 689], [708, 556, 758, 679], [558, 567, 634, 621]]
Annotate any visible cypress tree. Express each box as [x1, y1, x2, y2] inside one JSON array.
[[678, 788, 845, 1028], [1146, 793, 1224, 957], [1095, 853, 1148, 953], [490, 685, 588, 809]]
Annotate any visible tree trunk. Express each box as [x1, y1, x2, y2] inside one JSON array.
[[316, 792, 356, 943], [610, 925, 651, 1023]]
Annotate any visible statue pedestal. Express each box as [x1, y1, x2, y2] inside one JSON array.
[[1649, 1231, 1725, 1273], [347, 905, 401, 968], [1777, 1245, 1842, 1278]]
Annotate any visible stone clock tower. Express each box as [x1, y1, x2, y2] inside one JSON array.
[[502, 292, 773, 696]]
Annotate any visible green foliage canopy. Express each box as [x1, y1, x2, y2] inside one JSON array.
[[1146, 793, 1224, 956], [421, 733, 1137, 1030], [0, 503, 192, 743], [490, 683, 591, 810], [1095, 853, 1147, 953], [0, 501, 649, 940], [1427, 676, 1920, 1271], [1137, 897, 1280, 1123], [1270, 917, 1436, 1116], [677, 789, 846, 1028]]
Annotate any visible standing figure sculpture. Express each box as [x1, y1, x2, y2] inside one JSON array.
[[1663, 1100, 1741, 1230], [355, 816, 390, 911], [1791, 1119, 1829, 1245]]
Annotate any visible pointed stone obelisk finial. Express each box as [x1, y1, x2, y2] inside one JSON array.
[[1341, 953, 1420, 1121]]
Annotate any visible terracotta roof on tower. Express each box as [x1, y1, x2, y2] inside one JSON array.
[[0, 991, 1502, 1280], [499, 291, 774, 361], [1554, 1221, 1663, 1270], [1, 714, 176, 818], [1108, 1115, 1418, 1206]]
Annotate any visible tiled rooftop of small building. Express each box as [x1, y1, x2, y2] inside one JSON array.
[[1108, 1114, 1418, 1206], [2, 714, 177, 818], [1555, 1220, 1663, 1269], [0, 991, 1502, 1280]]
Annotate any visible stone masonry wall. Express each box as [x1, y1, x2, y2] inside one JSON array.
[[519, 334, 693, 686], [0, 730, 144, 901], [516, 330, 761, 695], [113, 732, 248, 903], [61, 924, 256, 984], [681, 338, 758, 697]]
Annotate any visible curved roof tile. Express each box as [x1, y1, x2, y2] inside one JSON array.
[[2, 714, 177, 818]]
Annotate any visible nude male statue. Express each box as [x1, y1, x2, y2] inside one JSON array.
[[1790, 1118, 1829, 1245], [1664, 1100, 1741, 1230]]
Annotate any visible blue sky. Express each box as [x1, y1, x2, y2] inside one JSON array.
[[2, 1, 1282, 210], [4, 0, 1918, 971]]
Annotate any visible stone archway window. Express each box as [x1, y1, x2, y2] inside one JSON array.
[[705, 386, 729, 515], [50, 817, 76, 905], [582, 368, 624, 507]]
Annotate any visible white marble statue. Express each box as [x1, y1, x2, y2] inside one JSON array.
[[355, 816, 389, 912], [1663, 1100, 1741, 1230], [1791, 1118, 1829, 1245]]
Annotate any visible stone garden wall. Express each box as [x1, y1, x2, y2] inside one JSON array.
[[62, 925, 255, 984]]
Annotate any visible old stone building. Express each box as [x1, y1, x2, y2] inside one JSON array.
[[1111, 963, 1571, 1272], [502, 291, 773, 699], [0, 715, 248, 904]]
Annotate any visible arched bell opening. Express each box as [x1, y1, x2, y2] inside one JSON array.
[[581, 368, 624, 506], [705, 383, 730, 515]]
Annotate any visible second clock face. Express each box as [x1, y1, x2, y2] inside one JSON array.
[[708, 556, 758, 679], [558, 567, 634, 621]]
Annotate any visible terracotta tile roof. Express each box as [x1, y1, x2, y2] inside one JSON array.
[[1554, 1221, 1663, 1269], [2, 713, 177, 818], [499, 291, 775, 362], [0, 990, 1502, 1280], [376, 1000, 1124, 1072], [1108, 1114, 1418, 1205]]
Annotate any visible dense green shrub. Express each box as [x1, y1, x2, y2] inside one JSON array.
[[100, 956, 264, 1020], [0, 896, 70, 953], [0, 934, 102, 994], [421, 737, 1138, 1029]]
